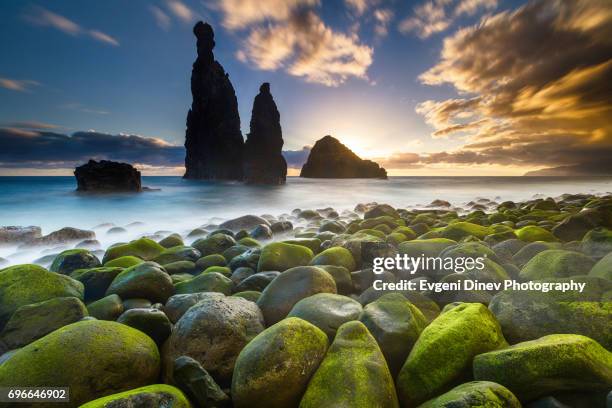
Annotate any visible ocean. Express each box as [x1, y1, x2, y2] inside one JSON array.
[[1, 176, 611, 265]]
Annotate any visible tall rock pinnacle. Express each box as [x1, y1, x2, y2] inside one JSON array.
[[243, 83, 287, 184], [184, 21, 244, 180]]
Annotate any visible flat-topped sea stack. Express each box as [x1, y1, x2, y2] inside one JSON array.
[[300, 135, 387, 179], [243, 83, 287, 184], [74, 160, 141, 192], [184, 21, 244, 180]]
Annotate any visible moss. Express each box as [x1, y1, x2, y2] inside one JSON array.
[[396, 303, 507, 407], [300, 321, 399, 408], [202, 265, 232, 277], [418, 381, 521, 408], [440, 222, 492, 241], [163, 261, 197, 275], [238, 237, 262, 247], [87, 294, 124, 320], [80, 384, 191, 407], [231, 317, 328, 408], [257, 242, 314, 272], [512, 241, 562, 267], [0, 264, 84, 327], [310, 247, 356, 271], [393, 226, 417, 240], [282, 238, 322, 253], [473, 334, 612, 401], [519, 249, 596, 280], [386, 232, 408, 246], [590, 252, 612, 279], [360, 215, 401, 230], [103, 255, 144, 268], [174, 271, 233, 295], [106, 261, 174, 303], [196, 254, 227, 270], [158, 233, 184, 248], [398, 238, 456, 258], [515, 225, 558, 242], [192, 233, 237, 256], [0, 320, 160, 408], [316, 265, 353, 295], [102, 238, 165, 264], [231, 291, 261, 302], [50, 249, 101, 274], [151, 245, 201, 265], [581, 227, 612, 257]]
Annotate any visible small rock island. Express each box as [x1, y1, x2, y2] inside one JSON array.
[[74, 160, 142, 192], [300, 135, 387, 179]]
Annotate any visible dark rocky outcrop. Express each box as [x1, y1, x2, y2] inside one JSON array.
[[300, 136, 387, 179], [243, 83, 287, 184], [184, 22, 244, 180], [74, 160, 141, 192]]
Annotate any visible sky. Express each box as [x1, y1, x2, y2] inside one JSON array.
[[0, 0, 610, 176]]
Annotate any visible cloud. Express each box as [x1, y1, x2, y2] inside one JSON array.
[[238, 10, 373, 86], [24, 6, 119, 46], [60, 103, 110, 115], [149, 5, 172, 30], [0, 77, 40, 92], [165, 0, 196, 23], [373, 8, 394, 37], [283, 146, 311, 168], [3, 121, 61, 130], [213, 0, 319, 29], [412, 0, 612, 173], [399, 0, 497, 38]]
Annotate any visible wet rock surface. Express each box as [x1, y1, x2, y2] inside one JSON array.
[[75, 160, 142, 192]]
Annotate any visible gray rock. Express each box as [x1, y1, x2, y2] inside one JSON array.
[[173, 356, 230, 408], [164, 292, 225, 323]]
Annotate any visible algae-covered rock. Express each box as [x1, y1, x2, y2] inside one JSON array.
[[231, 317, 328, 408], [173, 356, 230, 408], [440, 222, 491, 241], [316, 265, 353, 295], [0, 296, 87, 350], [0, 320, 160, 408], [50, 249, 101, 274], [159, 233, 184, 248], [0, 264, 84, 328], [300, 321, 399, 408], [102, 237, 165, 263], [163, 295, 264, 384], [288, 293, 362, 339], [283, 238, 323, 254], [103, 255, 144, 268], [164, 260, 197, 275], [310, 246, 356, 271], [473, 334, 612, 400], [398, 238, 457, 258], [515, 226, 557, 242], [80, 384, 191, 408], [70, 267, 123, 301], [235, 271, 279, 292], [231, 290, 261, 302], [519, 249, 595, 280], [418, 381, 521, 408], [174, 271, 233, 295], [396, 303, 507, 407], [106, 261, 174, 303], [196, 253, 227, 270], [152, 245, 201, 265], [257, 242, 314, 272], [581, 227, 612, 258], [364, 204, 399, 219], [358, 287, 441, 323], [117, 307, 172, 345], [359, 293, 428, 376], [163, 292, 224, 323], [87, 293, 124, 320], [257, 266, 337, 325], [590, 252, 612, 279], [192, 234, 237, 257]]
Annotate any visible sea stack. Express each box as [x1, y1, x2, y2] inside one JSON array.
[[300, 135, 387, 179], [74, 160, 142, 192], [184, 21, 244, 180], [243, 83, 287, 184]]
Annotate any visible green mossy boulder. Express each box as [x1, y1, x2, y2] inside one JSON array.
[[80, 384, 191, 408], [512, 241, 562, 267], [473, 334, 612, 401], [152, 245, 201, 265], [159, 233, 184, 248], [581, 227, 612, 258], [231, 317, 328, 408], [0, 296, 88, 350], [393, 226, 417, 240], [590, 252, 612, 279], [358, 288, 441, 323], [117, 307, 172, 345], [396, 303, 507, 407], [103, 255, 144, 268], [418, 381, 521, 408], [398, 238, 457, 258], [519, 249, 596, 280], [50, 249, 101, 274], [257, 242, 314, 272], [282, 238, 322, 253], [257, 266, 337, 325], [300, 321, 399, 408], [102, 238, 165, 263], [288, 293, 362, 339], [232, 290, 261, 302], [222, 244, 250, 261], [237, 237, 261, 247], [440, 222, 491, 241], [87, 293, 124, 320], [106, 261, 174, 303], [359, 293, 428, 376], [310, 246, 356, 271], [70, 267, 123, 301], [202, 265, 232, 276], [386, 232, 408, 245], [172, 355, 230, 408], [316, 265, 352, 295], [364, 204, 400, 219], [0, 264, 84, 328], [0, 320, 160, 408], [163, 260, 197, 275], [195, 254, 227, 270], [515, 226, 557, 242], [174, 271, 233, 295], [192, 233, 236, 257]]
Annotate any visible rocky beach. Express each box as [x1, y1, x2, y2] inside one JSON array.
[[1, 192, 611, 407]]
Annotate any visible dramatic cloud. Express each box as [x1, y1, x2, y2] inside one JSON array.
[[412, 0, 612, 173], [0, 77, 40, 92], [399, 0, 497, 38], [24, 6, 119, 46], [237, 10, 373, 86], [213, 0, 319, 29]]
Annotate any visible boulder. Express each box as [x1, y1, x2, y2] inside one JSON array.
[[0, 226, 41, 244], [287, 293, 362, 339], [174, 271, 233, 295], [163, 292, 224, 323], [75, 159, 142, 192], [300, 321, 399, 408], [117, 308, 172, 345], [184, 22, 244, 180], [70, 267, 123, 301], [300, 135, 387, 178], [257, 242, 314, 272], [104, 255, 144, 268], [220, 215, 270, 231], [50, 249, 101, 274], [173, 356, 230, 408], [473, 334, 612, 400], [159, 233, 184, 248], [24, 227, 95, 246], [310, 246, 356, 271], [87, 294, 124, 321], [102, 238, 165, 263], [316, 265, 353, 295], [243, 83, 287, 184], [0, 320, 160, 408], [192, 234, 236, 257], [519, 249, 595, 280], [418, 381, 521, 408], [396, 303, 507, 407], [581, 227, 612, 257], [152, 245, 201, 265], [515, 226, 557, 242], [364, 204, 399, 219], [79, 384, 191, 408], [106, 261, 174, 303], [235, 271, 279, 292], [231, 317, 328, 408], [590, 252, 612, 279], [163, 295, 264, 385], [257, 266, 337, 325]]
